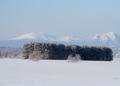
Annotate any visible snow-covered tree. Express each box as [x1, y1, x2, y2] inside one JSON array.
[[22, 42, 113, 61]]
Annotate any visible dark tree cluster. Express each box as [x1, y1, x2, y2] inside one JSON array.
[[67, 45, 113, 61], [22, 42, 113, 61], [22, 42, 67, 60]]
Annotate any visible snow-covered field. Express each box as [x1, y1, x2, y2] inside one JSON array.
[[0, 58, 120, 86]]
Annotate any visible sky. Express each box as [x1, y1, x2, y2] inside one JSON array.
[[0, 0, 120, 40]]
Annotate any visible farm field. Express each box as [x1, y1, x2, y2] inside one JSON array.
[[0, 58, 120, 86]]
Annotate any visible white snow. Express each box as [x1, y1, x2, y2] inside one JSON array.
[[100, 34, 108, 43], [11, 32, 83, 42], [87, 32, 120, 44], [11, 32, 60, 41], [9, 31, 120, 47], [107, 32, 116, 41], [88, 34, 99, 40], [11, 32, 86, 41], [12, 32, 38, 40], [0, 58, 120, 86], [60, 36, 82, 42], [99, 32, 116, 43]]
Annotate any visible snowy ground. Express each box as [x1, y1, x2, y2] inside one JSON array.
[[0, 58, 120, 86]]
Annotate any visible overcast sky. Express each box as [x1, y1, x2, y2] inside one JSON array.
[[0, 0, 120, 40]]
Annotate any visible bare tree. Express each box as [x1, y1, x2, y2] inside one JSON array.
[[67, 54, 81, 62], [29, 51, 41, 61]]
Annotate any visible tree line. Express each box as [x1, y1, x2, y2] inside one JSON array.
[[22, 42, 113, 61], [0, 48, 21, 58]]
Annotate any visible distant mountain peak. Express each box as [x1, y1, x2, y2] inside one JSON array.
[[11, 32, 83, 42], [11, 32, 38, 40], [60, 36, 82, 42], [87, 32, 120, 44], [5, 31, 120, 47], [11, 32, 59, 41], [88, 34, 99, 40], [105, 32, 117, 41]]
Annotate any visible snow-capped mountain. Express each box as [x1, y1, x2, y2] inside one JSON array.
[[86, 32, 120, 46], [0, 32, 120, 47], [60, 36, 83, 42], [11, 32, 83, 42], [11, 32, 60, 41]]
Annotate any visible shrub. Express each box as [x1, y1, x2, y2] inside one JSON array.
[[67, 54, 81, 62]]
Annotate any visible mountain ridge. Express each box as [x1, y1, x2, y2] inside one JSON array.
[[1, 32, 120, 47]]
